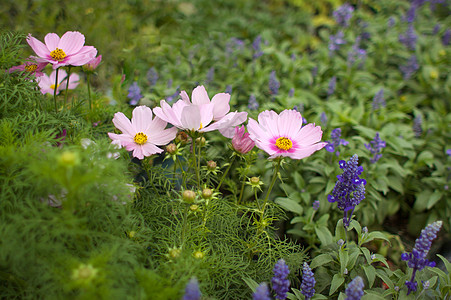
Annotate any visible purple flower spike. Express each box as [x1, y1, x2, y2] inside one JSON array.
[[269, 70, 280, 95], [329, 31, 346, 55], [328, 155, 366, 228], [312, 200, 320, 211], [399, 25, 417, 51], [248, 94, 259, 111], [301, 262, 316, 300], [365, 132, 386, 163], [400, 55, 419, 80], [372, 89, 386, 110], [127, 82, 143, 106], [271, 259, 290, 300], [327, 76, 337, 96], [345, 276, 364, 300], [402, 221, 442, 295], [325, 128, 349, 156], [182, 277, 201, 300], [253, 282, 271, 300], [333, 4, 354, 27]]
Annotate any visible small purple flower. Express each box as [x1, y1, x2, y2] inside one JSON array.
[[372, 88, 386, 110], [288, 88, 295, 97], [401, 221, 442, 295], [226, 37, 245, 56], [253, 35, 263, 59], [399, 25, 417, 51], [325, 128, 349, 156], [413, 115, 422, 137], [182, 277, 201, 300], [269, 71, 280, 95], [301, 262, 315, 300], [347, 37, 367, 67], [433, 24, 441, 35], [320, 112, 328, 126], [400, 55, 419, 80], [146, 67, 158, 87], [365, 132, 386, 163], [253, 282, 271, 300], [225, 85, 232, 95], [442, 29, 451, 46], [446, 149, 451, 156], [127, 82, 143, 106], [329, 31, 346, 56], [333, 4, 354, 28], [311, 66, 318, 78], [328, 154, 366, 228], [345, 276, 364, 300], [271, 259, 290, 300], [388, 17, 396, 27], [248, 94, 259, 111], [166, 87, 180, 103], [167, 78, 173, 88], [404, 5, 416, 23], [312, 200, 320, 211], [205, 67, 215, 85], [327, 76, 337, 96]]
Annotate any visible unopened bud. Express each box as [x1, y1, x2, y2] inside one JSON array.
[[196, 136, 206, 146], [207, 160, 217, 170], [175, 131, 189, 145], [169, 248, 181, 259], [190, 204, 199, 211], [166, 143, 177, 155], [58, 151, 79, 167], [250, 177, 260, 185], [202, 188, 213, 199], [182, 190, 196, 203], [193, 251, 205, 259]]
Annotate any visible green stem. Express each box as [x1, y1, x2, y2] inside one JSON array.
[[176, 156, 187, 189], [260, 157, 282, 218], [216, 155, 236, 191], [64, 66, 71, 107], [237, 179, 246, 205], [53, 68, 59, 113], [192, 139, 200, 189], [87, 73, 92, 110], [181, 204, 189, 245]]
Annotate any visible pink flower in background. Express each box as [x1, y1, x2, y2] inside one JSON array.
[[108, 106, 178, 160], [83, 55, 102, 72], [27, 31, 97, 69], [247, 109, 327, 159], [8, 57, 48, 77], [153, 85, 247, 137], [37, 69, 80, 95], [232, 125, 255, 154]]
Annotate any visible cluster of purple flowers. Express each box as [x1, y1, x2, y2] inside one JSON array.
[[400, 55, 419, 80], [166, 87, 180, 103], [320, 112, 328, 126], [300, 262, 316, 300], [329, 31, 346, 56], [253, 35, 264, 59], [205, 67, 215, 85], [269, 71, 280, 95], [325, 128, 349, 156], [252, 283, 270, 300], [226, 37, 245, 57], [401, 221, 442, 294], [413, 115, 423, 137], [345, 276, 364, 300], [182, 277, 201, 300], [312, 200, 320, 211], [365, 132, 386, 163], [327, 76, 337, 96], [328, 154, 366, 228], [248, 94, 259, 111], [399, 25, 417, 51], [347, 37, 367, 67], [333, 4, 354, 27], [372, 88, 386, 110], [146, 67, 158, 87], [443, 29, 451, 46], [127, 81, 143, 105], [271, 259, 290, 300]]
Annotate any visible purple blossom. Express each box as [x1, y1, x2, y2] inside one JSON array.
[[372, 88, 386, 110], [300, 262, 315, 300], [327, 76, 337, 96], [404, 5, 416, 23], [253, 35, 263, 59], [146, 67, 158, 87], [269, 71, 280, 95], [271, 259, 290, 300], [329, 31, 346, 55], [347, 37, 367, 67], [328, 154, 366, 228], [399, 25, 417, 51], [320, 112, 328, 126], [388, 17, 396, 27], [400, 55, 419, 80], [446, 149, 451, 156], [413, 115, 422, 137], [442, 29, 451, 46], [433, 24, 441, 35], [182, 278, 201, 300], [325, 128, 349, 156], [253, 282, 271, 300], [166, 87, 180, 103], [226, 37, 245, 56], [311, 66, 318, 78], [248, 94, 259, 110], [401, 221, 442, 295], [225, 85, 232, 95], [333, 4, 354, 27], [288, 88, 295, 97], [365, 132, 386, 163], [205, 67, 215, 85], [345, 276, 364, 300], [312, 200, 320, 211], [127, 82, 142, 106]]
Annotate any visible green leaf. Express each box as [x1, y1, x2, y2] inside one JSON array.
[[335, 219, 346, 240], [375, 269, 394, 290], [310, 254, 334, 269], [387, 175, 404, 194], [339, 249, 349, 274], [362, 291, 386, 300], [347, 248, 360, 270], [348, 220, 361, 235], [242, 276, 259, 292], [413, 190, 432, 212], [437, 254, 451, 274], [362, 265, 376, 288], [329, 274, 345, 296], [360, 247, 372, 264], [426, 190, 443, 209], [275, 197, 303, 214], [364, 231, 391, 245], [315, 226, 333, 246], [417, 150, 434, 168]]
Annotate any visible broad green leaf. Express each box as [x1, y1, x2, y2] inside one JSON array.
[[437, 254, 451, 274], [362, 265, 376, 288], [310, 254, 334, 269], [426, 190, 443, 209], [413, 190, 432, 212], [387, 175, 404, 194], [242, 276, 259, 292], [329, 274, 345, 296], [315, 226, 333, 246], [275, 197, 303, 214], [335, 219, 346, 240], [364, 231, 391, 245], [362, 291, 386, 300], [339, 249, 349, 274], [347, 249, 360, 270]]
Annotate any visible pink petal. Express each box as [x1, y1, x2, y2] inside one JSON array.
[[247, 117, 271, 142], [289, 143, 327, 160], [59, 31, 85, 55], [27, 34, 50, 58], [112, 112, 135, 137], [65, 46, 97, 66], [108, 132, 133, 146], [132, 146, 144, 160], [131, 106, 153, 133], [191, 85, 210, 105], [181, 105, 202, 131], [199, 103, 214, 129], [211, 93, 230, 120], [180, 90, 190, 103], [277, 109, 303, 138], [293, 123, 324, 146], [153, 100, 183, 128], [148, 127, 178, 145], [257, 110, 280, 138], [141, 143, 164, 156], [44, 33, 60, 51]]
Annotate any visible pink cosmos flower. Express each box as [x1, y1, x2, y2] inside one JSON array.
[[108, 106, 178, 160], [27, 31, 97, 69], [37, 69, 80, 95], [232, 125, 255, 154], [153, 85, 247, 137], [247, 109, 327, 159], [83, 55, 102, 72], [8, 57, 48, 77]]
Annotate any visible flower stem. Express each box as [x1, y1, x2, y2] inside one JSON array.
[[216, 155, 236, 191], [64, 66, 71, 108], [53, 68, 59, 113], [176, 156, 187, 189], [87, 73, 92, 110], [260, 157, 282, 215], [191, 139, 200, 189]]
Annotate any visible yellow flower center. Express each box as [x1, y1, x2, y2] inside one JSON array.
[[275, 137, 293, 151], [50, 84, 60, 91], [133, 132, 148, 145], [25, 64, 38, 72], [50, 48, 67, 61]]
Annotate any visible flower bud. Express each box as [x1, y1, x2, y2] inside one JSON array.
[[58, 151, 79, 167], [207, 160, 217, 170], [232, 125, 255, 154], [195, 136, 206, 146], [193, 251, 205, 259], [190, 204, 199, 211], [202, 188, 213, 199], [72, 264, 98, 282], [175, 131, 189, 145], [168, 247, 181, 259], [166, 143, 177, 155], [182, 190, 196, 203]]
